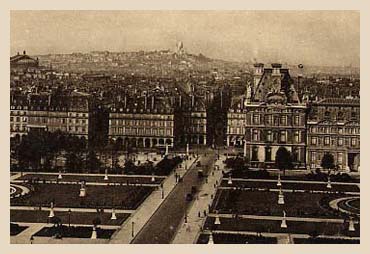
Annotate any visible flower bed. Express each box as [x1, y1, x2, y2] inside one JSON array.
[[221, 180, 360, 193], [34, 225, 115, 239], [203, 217, 360, 237], [11, 210, 130, 226], [11, 183, 154, 210], [294, 237, 360, 244], [212, 189, 353, 219], [16, 174, 163, 184], [197, 232, 277, 244], [10, 223, 28, 236]]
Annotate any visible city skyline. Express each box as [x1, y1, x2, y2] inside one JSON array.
[[11, 10, 359, 67]]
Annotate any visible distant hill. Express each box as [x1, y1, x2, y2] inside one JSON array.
[[33, 50, 359, 78]]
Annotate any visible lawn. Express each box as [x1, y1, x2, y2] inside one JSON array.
[[15, 173, 163, 184], [221, 180, 360, 193], [10, 223, 28, 236], [294, 237, 360, 244], [197, 232, 277, 244], [34, 225, 115, 239], [10, 209, 130, 226], [212, 189, 355, 218], [203, 217, 360, 237], [11, 183, 154, 209]]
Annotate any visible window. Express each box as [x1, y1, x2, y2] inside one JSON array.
[[252, 146, 259, 161], [10, 117, 13, 122], [351, 138, 357, 147], [311, 137, 317, 145], [324, 111, 331, 119], [294, 115, 300, 125], [338, 153, 343, 164], [338, 138, 343, 146], [253, 114, 259, 125], [324, 136, 330, 146], [294, 131, 300, 143], [266, 115, 272, 125], [338, 128, 343, 134], [280, 131, 286, 142], [281, 115, 287, 125], [311, 152, 317, 162], [253, 129, 259, 141], [267, 130, 273, 142]]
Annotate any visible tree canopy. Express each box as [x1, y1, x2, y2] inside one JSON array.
[[275, 147, 293, 172]]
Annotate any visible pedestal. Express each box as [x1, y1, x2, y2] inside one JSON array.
[[48, 202, 55, 218], [111, 208, 117, 220], [278, 191, 285, 205], [326, 178, 332, 189], [214, 215, 221, 225], [48, 208, 55, 218], [91, 226, 97, 239], [228, 176, 232, 185], [208, 234, 214, 244], [348, 218, 355, 232], [79, 188, 86, 197], [281, 218, 287, 228], [277, 173, 282, 187]]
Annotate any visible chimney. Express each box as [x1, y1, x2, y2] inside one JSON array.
[[17, 52, 19, 55], [271, 63, 282, 76], [253, 63, 264, 93], [23, 50, 26, 55]]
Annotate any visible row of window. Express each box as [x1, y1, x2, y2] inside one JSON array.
[[110, 119, 173, 127], [251, 114, 302, 126], [110, 113, 173, 120], [251, 129, 302, 143], [10, 116, 27, 123], [309, 126, 360, 134], [310, 152, 344, 164], [310, 137, 359, 147], [110, 127, 172, 136], [26, 117, 88, 125]]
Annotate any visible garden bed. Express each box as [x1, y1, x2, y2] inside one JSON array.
[[10, 223, 28, 236], [11, 210, 130, 226], [221, 180, 360, 193], [197, 232, 277, 244], [294, 237, 360, 244], [203, 217, 360, 237], [212, 189, 354, 219], [11, 183, 154, 210], [34, 225, 115, 239], [16, 174, 163, 184]]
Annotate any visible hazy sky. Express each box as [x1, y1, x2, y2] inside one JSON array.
[[11, 11, 359, 67]]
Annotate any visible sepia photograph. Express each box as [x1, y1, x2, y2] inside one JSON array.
[[9, 10, 360, 245]]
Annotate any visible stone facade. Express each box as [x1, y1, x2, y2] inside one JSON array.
[[307, 98, 360, 172]]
